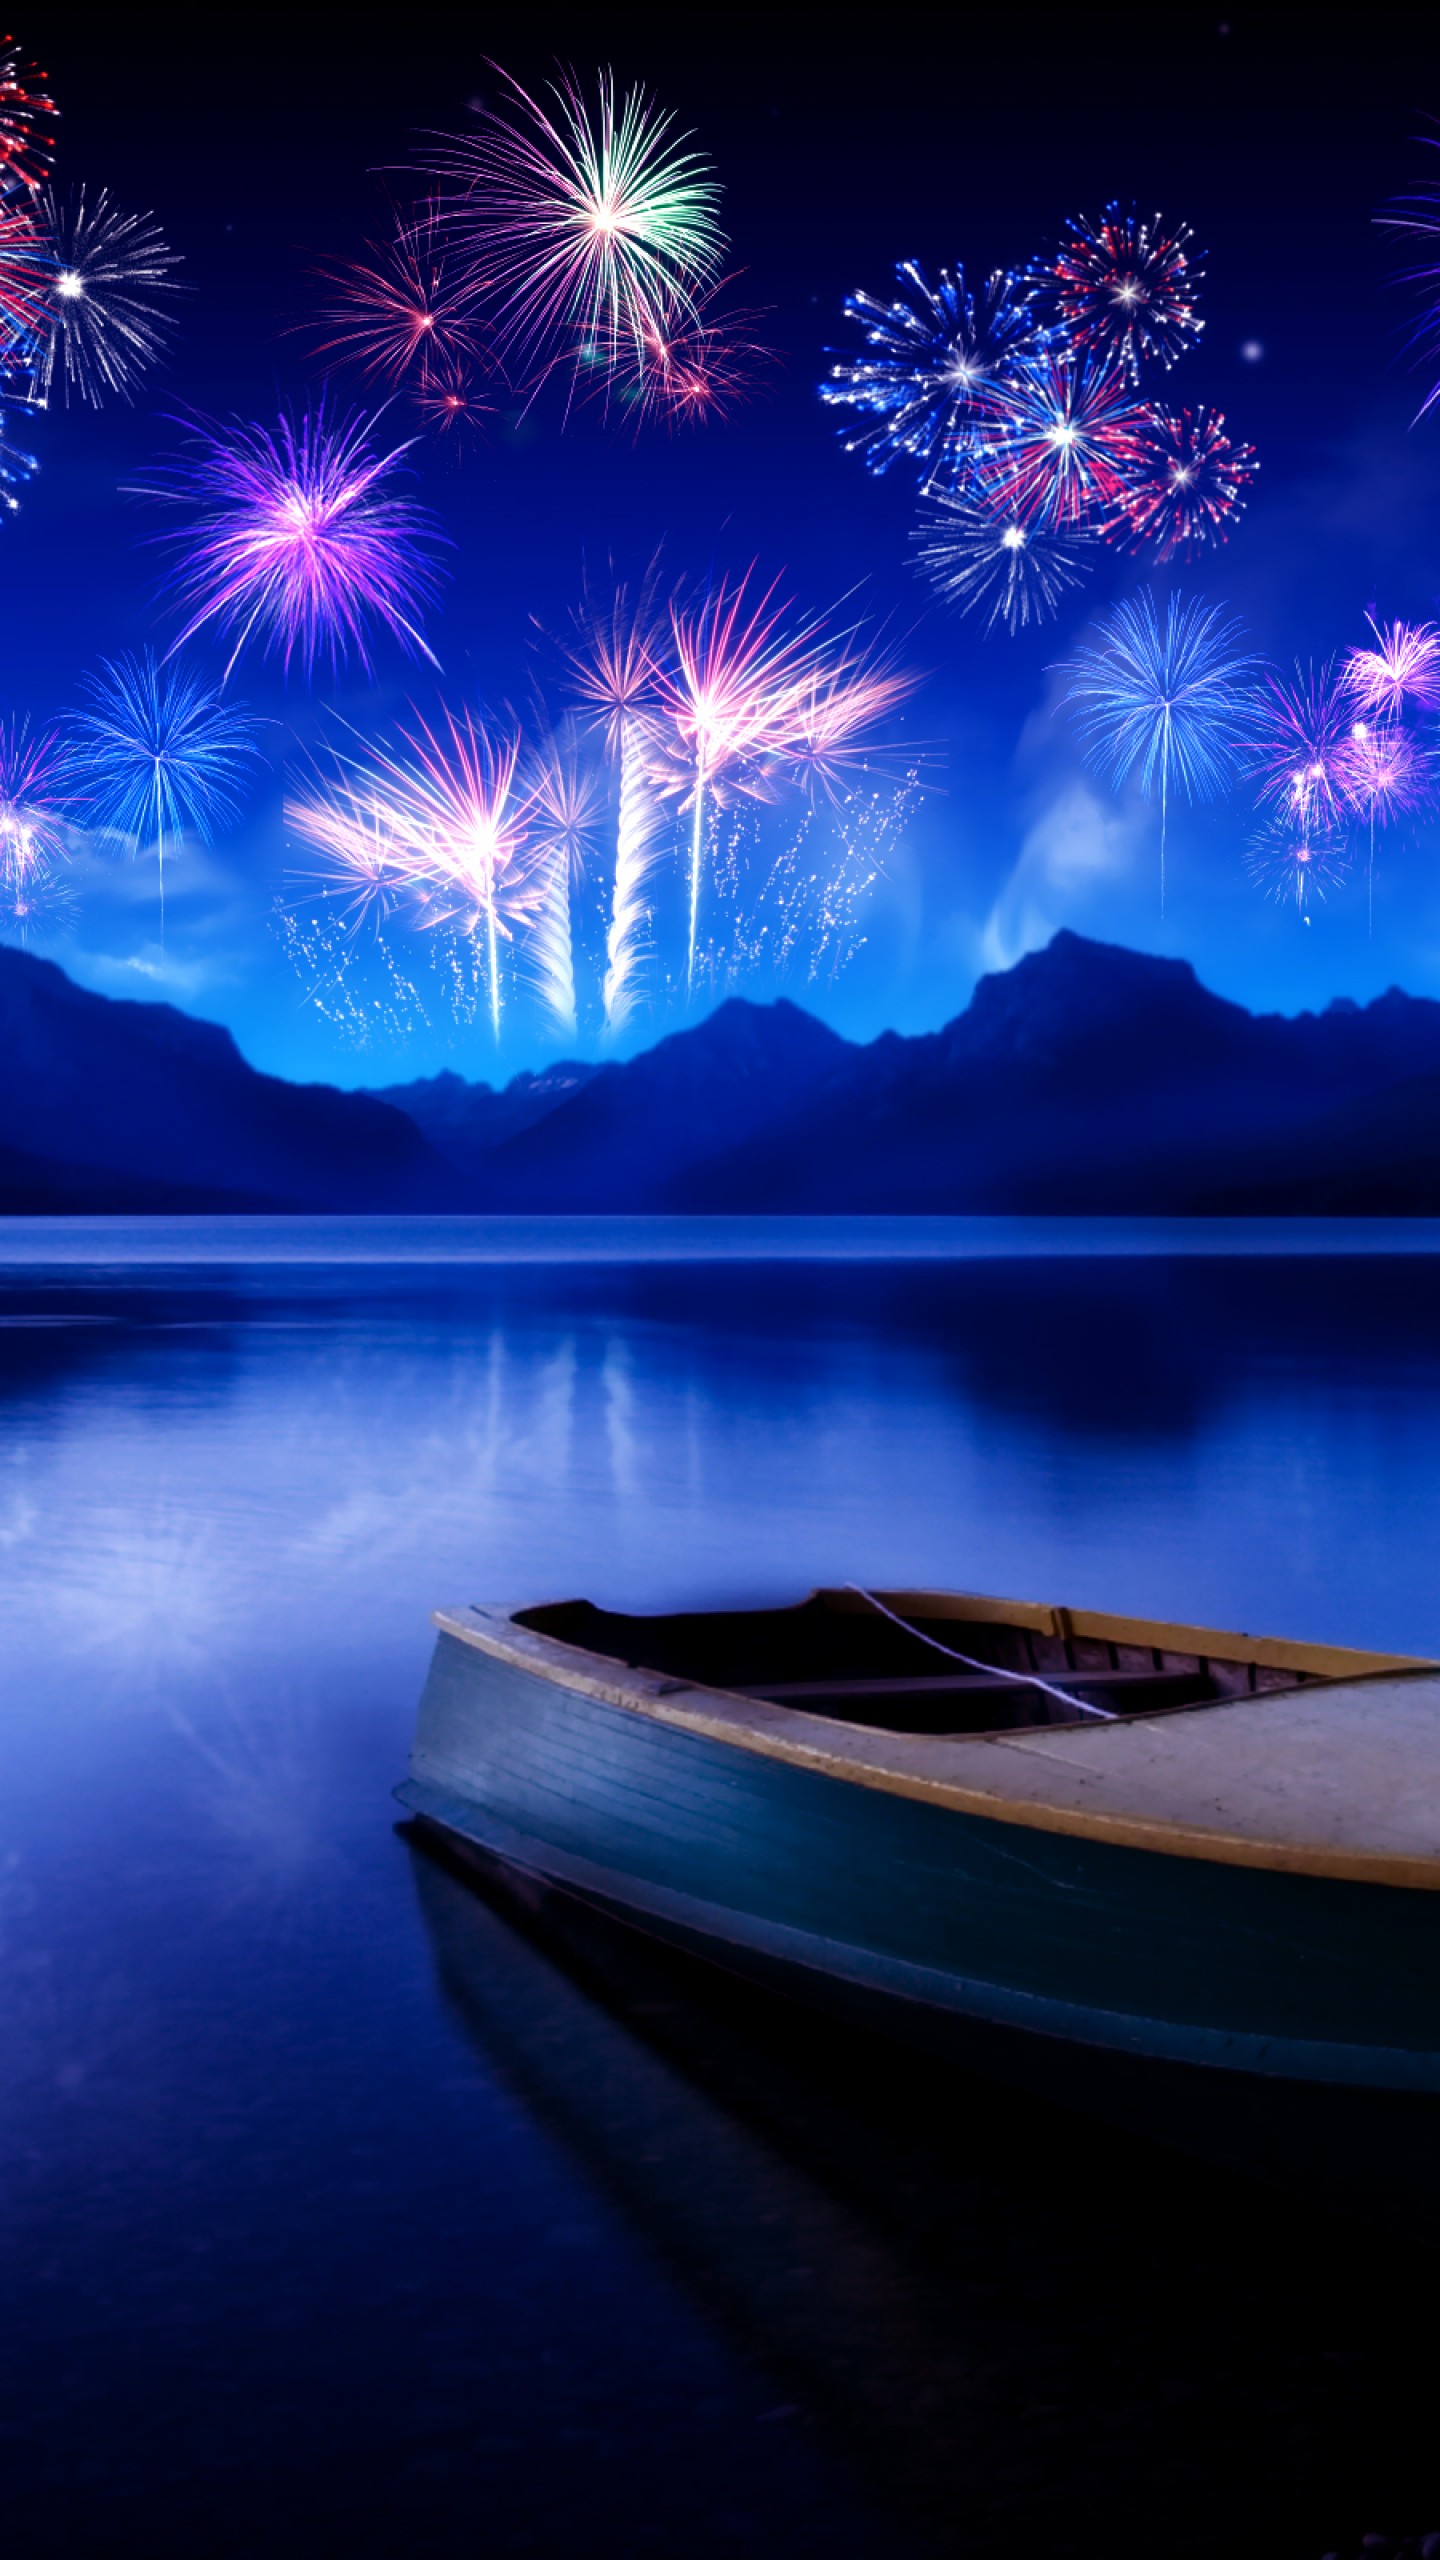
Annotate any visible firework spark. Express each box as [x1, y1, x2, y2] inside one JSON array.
[[410, 353, 493, 444], [1061, 590, 1258, 909], [1044, 206, 1204, 380], [141, 401, 447, 681], [432, 63, 725, 395], [980, 349, 1147, 529], [1341, 615, 1440, 718], [34, 186, 183, 406], [0, 32, 57, 194], [302, 204, 491, 390], [1119, 404, 1259, 558], [822, 260, 1044, 486], [67, 650, 263, 933], [912, 492, 1093, 632]]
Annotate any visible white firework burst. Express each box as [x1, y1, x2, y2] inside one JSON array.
[[35, 185, 185, 407]]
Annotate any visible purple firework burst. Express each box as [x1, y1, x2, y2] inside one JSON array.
[[140, 401, 448, 681]]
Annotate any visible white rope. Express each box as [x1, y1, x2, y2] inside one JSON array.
[[843, 1584, 1119, 1721]]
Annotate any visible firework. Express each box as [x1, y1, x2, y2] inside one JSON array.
[[1378, 142, 1440, 418], [288, 711, 546, 1038], [1247, 818, 1349, 915], [0, 33, 57, 194], [1061, 590, 1258, 909], [0, 191, 49, 370], [779, 641, 918, 804], [1337, 715, 1433, 931], [625, 281, 769, 430], [1341, 615, 1440, 718], [821, 260, 1044, 487], [302, 204, 491, 390], [650, 573, 837, 990], [1118, 404, 1259, 558], [432, 63, 725, 394], [0, 396, 37, 509], [525, 740, 604, 1033], [1249, 663, 1352, 833], [979, 349, 1147, 529], [410, 353, 493, 443], [140, 401, 447, 681], [1043, 206, 1204, 381], [67, 650, 263, 933], [912, 491, 1093, 632], [33, 186, 183, 406], [568, 577, 668, 1031], [0, 715, 71, 884]]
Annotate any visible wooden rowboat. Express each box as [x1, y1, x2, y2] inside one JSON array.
[[397, 1586, 1440, 2092]]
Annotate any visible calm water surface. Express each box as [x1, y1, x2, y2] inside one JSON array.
[[3, 1219, 1439, 2558]]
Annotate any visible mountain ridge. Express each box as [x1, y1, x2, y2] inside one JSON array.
[[7, 932, 1440, 1213]]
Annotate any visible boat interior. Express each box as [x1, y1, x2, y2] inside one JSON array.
[[513, 1590, 1429, 1740]]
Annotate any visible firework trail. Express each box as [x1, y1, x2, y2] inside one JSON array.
[[1247, 818, 1349, 916], [568, 576, 668, 1031], [1249, 663, 1352, 834], [288, 711, 546, 1039], [821, 260, 1044, 487], [525, 740, 604, 1034], [1336, 715, 1433, 931], [431, 63, 725, 397], [0, 718, 74, 944], [302, 202, 491, 390], [0, 33, 57, 194], [34, 186, 183, 405], [1041, 207, 1203, 381], [1342, 616, 1440, 718], [67, 650, 262, 937], [980, 349, 1147, 528], [1061, 590, 1258, 910], [912, 493, 1093, 632], [140, 400, 447, 681], [1118, 405, 1259, 558]]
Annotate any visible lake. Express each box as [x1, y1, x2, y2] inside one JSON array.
[[2, 1218, 1437, 2558]]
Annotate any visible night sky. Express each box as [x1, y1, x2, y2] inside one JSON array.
[[14, 6, 1440, 1086]]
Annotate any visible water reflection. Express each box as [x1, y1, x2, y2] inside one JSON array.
[[2, 1234, 1439, 2556], [408, 1828, 1437, 2560]]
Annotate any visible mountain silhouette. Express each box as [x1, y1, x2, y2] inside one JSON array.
[[8, 931, 1440, 1213], [0, 947, 460, 1211]]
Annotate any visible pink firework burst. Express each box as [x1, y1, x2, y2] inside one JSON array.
[[978, 350, 1147, 529], [1119, 404, 1259, 559], [1247, 817, 1350, 915], [410, 353, 494, 446], [0, 715, 72, 887], [1341, 616, 1440, 719], [624, 283, 771, 430], [303, 204, 492, 391], [141, 401, 448, 681], [1249, 664, 1352, 831]]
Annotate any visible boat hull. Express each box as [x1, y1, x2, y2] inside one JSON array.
[[399, 1627, 1440, 2093]]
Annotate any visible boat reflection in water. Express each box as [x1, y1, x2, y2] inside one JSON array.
[[404, 1822, 1438, 2560]]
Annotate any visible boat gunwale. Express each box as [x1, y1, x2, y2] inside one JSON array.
[[428, 1595, 1440, 1892]]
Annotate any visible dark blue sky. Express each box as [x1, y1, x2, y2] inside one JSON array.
[[13, 5, 1440, 1085]]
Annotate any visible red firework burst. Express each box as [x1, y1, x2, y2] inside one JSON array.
[[1119, 405, 1260, 558]]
